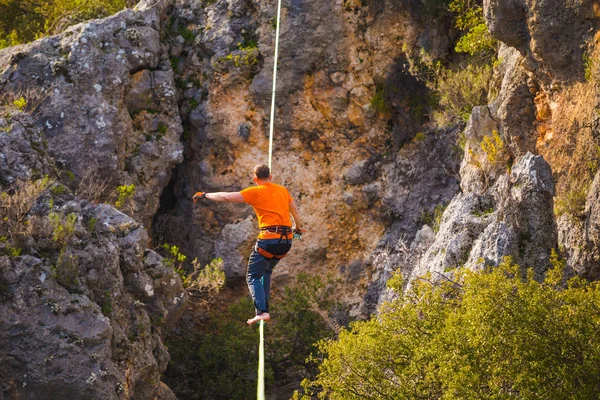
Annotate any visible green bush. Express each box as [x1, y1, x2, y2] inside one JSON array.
[[555, 184, 589, 219], [480, 129, 507, 165], [0, 0, 129, 49], [370, 84, 392, 116], [449, 0, 497, 55], [114, 183, 135, 210], [184, 257, 226, 294], [161, 243, 187, 272], [164, 273, 337, 399], [300, 254, 600, 399], [49, 212, 77, 245], [434, 62, 493, 124]]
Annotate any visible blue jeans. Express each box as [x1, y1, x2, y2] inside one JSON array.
[[246, 239, 291, 315]]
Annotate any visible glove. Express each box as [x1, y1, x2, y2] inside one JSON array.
[[193, 192, 207, 203], [293, 227, 304, 240]]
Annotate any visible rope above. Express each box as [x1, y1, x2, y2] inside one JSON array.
[[267, 0, 283, 171]]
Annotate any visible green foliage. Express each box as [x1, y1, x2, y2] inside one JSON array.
[[304, 256, 600, 399], [53, 248, 79, 289], [471, 207, 494, 217], [222, 41, 260, 68], [584, 52, 594, 82], [87, 217, 97, 232], [0, 0, 128, 49], [164, 274, 337, 399], [0, 236, 21, 257], [114, 184, 135, 210], [101, 290, 112, 316], [49, 212, 77, 245], [178, 25, 195, 43], [65, 170, 76, 182], [419, 203, 447, 233], [161, 243, 187, 275], [433, 62, 493, 124], [157, 122, 168, 134], [370, 84, 392, 116], [555, 184, 589, 219], [0, 177, 50, 245], [12, 97, 27, 111], [188, 99, 199, 109], [480, 129, 506, 165], [413, 132, 427, 142], [449, 0, 497, 55], [50, 184, 68, 197], [184, 257, 226, 294]]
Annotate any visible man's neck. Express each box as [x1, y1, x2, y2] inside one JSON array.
[[255, 179, 271, 185]]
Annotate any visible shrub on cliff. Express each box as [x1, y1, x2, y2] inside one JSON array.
[[0, 0, 132, 48], [450, 0, 497, 56], [298, 254, 600, 399]]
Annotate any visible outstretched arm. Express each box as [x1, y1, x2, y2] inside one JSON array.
[[290, 200, 303, 231], [194, 192, 245, 203]]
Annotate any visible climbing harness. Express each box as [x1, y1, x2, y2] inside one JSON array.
[[259, 0, 283, 398], [257, 226, 293, 259]]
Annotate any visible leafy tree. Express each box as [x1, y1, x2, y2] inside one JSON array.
[[301, 254, 600, 399]]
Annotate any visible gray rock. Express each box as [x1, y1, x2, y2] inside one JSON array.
[[343, 159, 374, 186], [237, 122, 252, 141], [558, 170, 600, 281], [0, 198, 185, 399], [214, 216, 256, 282], [413, 153, 556, 283], [483, 0, 529, 53]]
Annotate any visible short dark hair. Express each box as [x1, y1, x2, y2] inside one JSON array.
[[253, 164, 270, 180]]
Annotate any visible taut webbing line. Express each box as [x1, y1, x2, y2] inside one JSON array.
[[257, 320, 266, 399], [259, 0, 282, 398], [267, 0, 283, 171]]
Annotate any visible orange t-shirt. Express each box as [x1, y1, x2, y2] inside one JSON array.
[[240, 182, 293, 239]]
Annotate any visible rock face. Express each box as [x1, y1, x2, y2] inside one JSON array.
[[407, 0, 600, 289], [484, 0, 598, 81], [0, 4, 183, 228], [152, 0, 461, 317], [0, 3, 186, 399], [0, 197, 186, 399]]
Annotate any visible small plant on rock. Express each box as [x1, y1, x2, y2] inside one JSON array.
[[480, 130, 507, 165], [12, 97, 27, 111], [114, 184, 135, 212], [184, 258, 226, 297], [49, 212, 77, 245]]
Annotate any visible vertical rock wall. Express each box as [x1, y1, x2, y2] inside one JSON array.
[[154, 0, 461, 316]]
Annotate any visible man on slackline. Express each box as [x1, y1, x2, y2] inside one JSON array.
[[193, 164, 304, 325]]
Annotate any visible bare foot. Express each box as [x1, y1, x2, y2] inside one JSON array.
[[247, 312, 271, 325]]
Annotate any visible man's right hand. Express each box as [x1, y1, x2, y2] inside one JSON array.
[[293, 227, 304, 240], [193, 192, 207, 203]]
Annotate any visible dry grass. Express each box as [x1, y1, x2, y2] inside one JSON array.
[[537, 80, 599, 217], [536, 35, 600, 218], [0, 85, 52, 114], [74, 168, 110, 204], [0, 177, 50, 239]]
